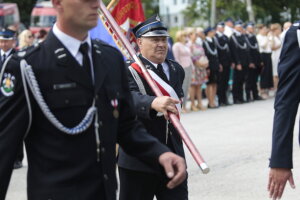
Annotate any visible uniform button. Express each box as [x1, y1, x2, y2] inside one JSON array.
[[65, 99, 69, 104], [101, 147, 105, 153], [95, 95, 99, 100], [141, 107, 146, 111], [99, 121, 103, 126], [103, 174, 109, 180], [116, 92, 120, 97]]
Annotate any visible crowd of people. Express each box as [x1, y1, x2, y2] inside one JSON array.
[[170, 18, 292, 113]]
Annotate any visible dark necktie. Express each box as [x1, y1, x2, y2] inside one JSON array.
[[157, 63, 169, 83], [79, 43, 92, 78], [2, 54, 6, 63]]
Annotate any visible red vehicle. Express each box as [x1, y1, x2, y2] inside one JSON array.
[[30, 1, 56, 34], [0, 3, 20, 28]]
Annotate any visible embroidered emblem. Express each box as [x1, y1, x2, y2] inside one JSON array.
[[1, 73, 16, 96]]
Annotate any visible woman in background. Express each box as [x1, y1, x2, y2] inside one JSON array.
[[18, 29, 34, 50], [270, 23, 282, 91], [256, 24, 273, 99], [187, 27, 208, 111], [172, 30, 193, 113]]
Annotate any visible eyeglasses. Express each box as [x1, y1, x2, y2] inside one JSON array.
[[28, 35, 33, 39]]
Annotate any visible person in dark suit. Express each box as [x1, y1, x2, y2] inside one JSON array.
[[0, 28, 16, 70], [268, 22, 300, 200], [245, 22, 263, 101], [118, 15, 188, 200], [203, 27, 220, 108], [0, 27, 24, 170], [229, 20, 250, 104], [214, 22, 233, 106], [0, 1, 186, 200]]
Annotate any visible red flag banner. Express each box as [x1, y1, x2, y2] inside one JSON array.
[[110, 0, 145, 50]]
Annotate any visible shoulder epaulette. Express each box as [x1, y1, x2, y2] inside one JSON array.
[[92, 39, 121, 54]]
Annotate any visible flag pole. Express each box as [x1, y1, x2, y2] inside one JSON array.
[[98, 0, 209, 174], [107, 0, 118, 11]]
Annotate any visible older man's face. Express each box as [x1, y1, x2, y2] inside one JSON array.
[[137, 36, 168, 64]]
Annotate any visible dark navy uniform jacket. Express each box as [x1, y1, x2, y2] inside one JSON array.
[[0, 48, 15, 70], [118, 55, 185, 174], [203, 39, 219, 71], [245, 34, 262, 67], [0, 31, 169, 200], [215, 33, 232, 67], [270, 24, 300, 169], [229, 32, 250, 67]]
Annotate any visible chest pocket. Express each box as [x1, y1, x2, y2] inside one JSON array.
[[45, 89, 90, 109]]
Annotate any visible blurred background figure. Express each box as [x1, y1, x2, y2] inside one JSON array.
[[0, 28, 16, 69], [172, 30, 193, 113], [36, 29, 48, 43], [245, 22, 263, 101], [224, 18, 234, 38], [214, 21, 233, 106], [196, 27, 205, 46], [256, 24, 274, 99], [203, 27, 220, 108], [270, 23, 282, 91], [280, 21, 292, 43], [18, 29, 34, 50], [187, 27, 208, 111]]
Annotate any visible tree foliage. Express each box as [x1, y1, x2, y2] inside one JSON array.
[[183, 0, 300, 27]]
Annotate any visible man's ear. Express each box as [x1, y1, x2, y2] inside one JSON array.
[[137, 38, 142, 49], [52, 0, 62, 10]]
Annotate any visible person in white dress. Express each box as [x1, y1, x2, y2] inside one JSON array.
[[269, 23, 282, 90]]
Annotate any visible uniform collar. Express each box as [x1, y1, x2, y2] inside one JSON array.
[[53, 23, 92, 59], [216, 31, 223, 37], [234, 30, 242, 36], [1, 48, 12, 57]]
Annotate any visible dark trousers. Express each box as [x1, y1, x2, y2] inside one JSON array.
[[217, 64, 231, 104], [15, 143, 24, 162], [245, 67, 259, 100], [233, 68, 246, 102], [119, 167, 188, 200]]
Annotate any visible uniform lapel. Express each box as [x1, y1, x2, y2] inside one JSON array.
[[44, 30, 93, 90], [165, 59, 176, 87], [92, 42, 110, 93]]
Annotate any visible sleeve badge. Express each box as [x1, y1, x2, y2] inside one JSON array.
[[1, 73, 16, 96]]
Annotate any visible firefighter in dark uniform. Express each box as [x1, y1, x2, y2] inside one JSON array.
[[214, 22, 233, 106], [0, 1, 186, 200], [203, 27, 220, 108], [268, 22, 300, 200], [118, 15, 188, 200], [245, 22, 263, 101], [0, 28, 24, 169], [229, 20, 250, 104]]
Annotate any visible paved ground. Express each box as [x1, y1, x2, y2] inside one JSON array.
[[5, 97, 300, 200]]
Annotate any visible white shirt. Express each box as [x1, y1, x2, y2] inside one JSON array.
[[256, 34, 272, 53], [145, 57, 170, 80], [53, 24, 94, 81], [224, 25, 234, 38], [206, 37, 213, 43], [233, 30, 242, 36], [1, 49, 13, 60], [216, 31, 223, 37]]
